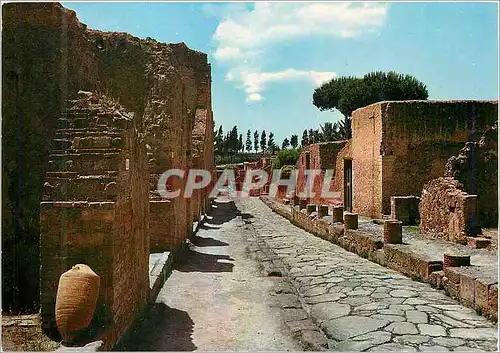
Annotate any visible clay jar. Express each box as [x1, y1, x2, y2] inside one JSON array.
[[55, 264, 100, 343]]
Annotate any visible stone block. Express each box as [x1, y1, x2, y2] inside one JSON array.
[[332, 206, 343, 223], [318, 205, 329, 218], [384, 244, 442, 281], [443, 253, 470, 267], [467, 237, 491, 249], [459, 272, 477, 307], [475, 278, 496, 313], [444, 266, 463, 285]]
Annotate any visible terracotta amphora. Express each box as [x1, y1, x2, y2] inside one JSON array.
[[55, 264, 100, 343]]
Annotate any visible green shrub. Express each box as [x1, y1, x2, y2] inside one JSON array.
[[273, 149, 300, 169]]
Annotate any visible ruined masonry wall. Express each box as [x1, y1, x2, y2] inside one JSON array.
[[40, 93, 149, 348], [419, 177, 477, 244], [445, 123, 498, 227], [3, 2, 214, 348], [350, 100, 497, 218], [295, 141, 348, 208], [379, 100, 497, 215], [2, 2, 100, 312]]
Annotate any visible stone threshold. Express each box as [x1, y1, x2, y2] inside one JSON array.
[[260, 196, 498, 323]]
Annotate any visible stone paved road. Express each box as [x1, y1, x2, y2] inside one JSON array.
[[118, 197, 306, 351], [238, 197, 499, 352]]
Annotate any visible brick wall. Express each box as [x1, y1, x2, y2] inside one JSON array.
[[296, 141, 349, 207], [351, 100, 498, 218], [2, 2, 101, 312], [40, 93, 149, 348], [3, 2, 214, 347], [142, 42, 213, 251], [380, 100, 497, 215]]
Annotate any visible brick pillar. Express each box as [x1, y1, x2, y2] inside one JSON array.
[[384, 220, 402, 244], [306, 204, 316, 215], [463, 195, 479, 236]]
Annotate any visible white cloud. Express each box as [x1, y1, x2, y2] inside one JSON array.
[[211, 2, 388, 102], [231, 69, 337, 96], [214, 46, 244, 61], [247, 93, 263, 102]]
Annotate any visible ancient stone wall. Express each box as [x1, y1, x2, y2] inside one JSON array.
[[2, 2, 99, 312], [351, 103, 384, 217], [189, 60, 214, 224], [40, 93, 149, 347], [379, 100, 497, 215], [445, 123, 498, 227], [351, 100, 497, 218], [419, 177, 477, 244], [2, 2, 214, 347]]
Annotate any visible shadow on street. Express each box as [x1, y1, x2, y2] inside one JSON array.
[[114, 303, 196, 351]]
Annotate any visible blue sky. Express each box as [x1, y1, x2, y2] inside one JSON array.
[[62, 1, 498, 144]]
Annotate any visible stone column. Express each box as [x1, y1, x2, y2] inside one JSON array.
[[333, 206, 343, 223], [344, 212, 358, 230], [306, 204, 317, 215], [318, 205, 329, 218], [384, 219, 402, 244], [299, 199, 307, 210]]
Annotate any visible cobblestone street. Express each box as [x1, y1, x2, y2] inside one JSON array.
[[118, 197, 304, 351], [120, 197, 498, 352], [238, 197, 498, 352]]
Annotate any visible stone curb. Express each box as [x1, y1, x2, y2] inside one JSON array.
[[260, 196, 498, 322], [148, 212, 208, 303], [147, 212, 209, 306], [148, 251, 174, 305]]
